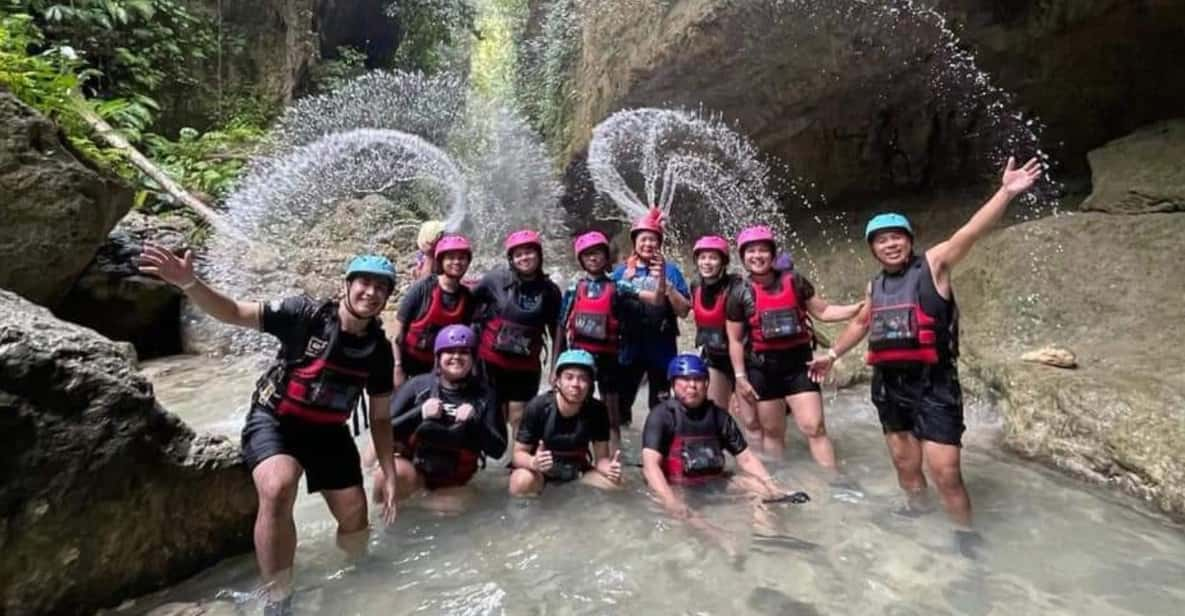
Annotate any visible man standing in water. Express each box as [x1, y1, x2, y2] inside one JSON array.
[[139, 247, 400, 614], [809, 156, 1043, 556]]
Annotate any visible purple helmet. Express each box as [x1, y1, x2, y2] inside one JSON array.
[[434, 324, 476, 354]]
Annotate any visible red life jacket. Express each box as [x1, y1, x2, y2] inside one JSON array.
[[259, 302, 377, 425], [478, 278, 547, 372], [865, 256, 942, 366], [566, 278, 619, 355], [660, 404, 727, 485], [747, 272, 812, 353], [693, 282, 728, 355], [403, 281, 470, 363]]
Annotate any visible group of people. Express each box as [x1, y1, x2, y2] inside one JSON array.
[[137, 155, 1043, 613]]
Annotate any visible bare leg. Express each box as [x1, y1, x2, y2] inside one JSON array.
[[785, 392, 836, 470], [581, 468, 625, 490], [732, 395, 763, 453], [372, 456, 424, 503], [321, 486, 369, 561], [707, 367, 733, 410], [884, 431, 928, 508], [923, 440, 971, 527], [755, 399, 788, 458], [604, 393, 622, 454], [508, 468, 545, 497], [251, 455, 302, 601]]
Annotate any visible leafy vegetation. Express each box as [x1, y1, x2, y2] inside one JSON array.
[[386, 0, 477, 74]]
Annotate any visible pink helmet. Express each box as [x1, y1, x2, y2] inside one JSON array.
[[736, 225, 776, 254], [573, 230, 610, 257], [434, 234, 473, 258], [504, 229, 542, 256], [630, 207, 665, 240], [693, 235, 730, 261]]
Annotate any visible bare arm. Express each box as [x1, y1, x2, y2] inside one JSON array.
[[830, 286, 872, 358], [666, 285, 691, 317], [642, 448, 688, 518], [368, 393, 398, 523], [735, 449, 780, 498], [727, 320, 757, 405], [138, 243, 259, 329], [928, 156, 1043, 272], [805, 295, 865, 323], [511, 441, 537, 470]]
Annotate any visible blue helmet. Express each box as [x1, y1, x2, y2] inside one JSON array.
[[346, 255, 397, 289], [864, 213, 914, 242], [667, 354, 708, 381], [554, 349, 596, 376]]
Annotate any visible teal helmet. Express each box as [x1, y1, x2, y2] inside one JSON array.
[[554, 349, 596, 376], [346, 255, 397, 289], [865, 213, 914, 242]]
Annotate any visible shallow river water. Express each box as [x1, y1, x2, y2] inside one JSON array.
[[124, 356, 1185, 616]]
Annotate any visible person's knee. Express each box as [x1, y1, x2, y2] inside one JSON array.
[[334, 495, 368, 533], [255, 470, 299, 512], [797, 417, 826, 438], [508, 469, 542, 496], [929, 462, 964, 493]]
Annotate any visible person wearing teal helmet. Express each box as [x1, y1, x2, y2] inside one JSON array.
[[139, 247, 400, 613], [810, 155, 1043, 557], [509, 349, 624, 495]]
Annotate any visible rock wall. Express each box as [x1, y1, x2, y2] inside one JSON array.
[[0, 91, 133, 308], [0, 290, 256, 615], [529, 0, 1185, 203]]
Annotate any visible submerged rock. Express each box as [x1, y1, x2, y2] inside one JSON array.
[[1020, 346, 1078, 369], [1080, 119, 1185, 215], [0, 290, 256, 615]]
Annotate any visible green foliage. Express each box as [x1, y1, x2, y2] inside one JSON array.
[[513, 0, 580, 154], [139, 123, 263, 210], [386, 0, 477, 74], [308, 46, 369, 94]]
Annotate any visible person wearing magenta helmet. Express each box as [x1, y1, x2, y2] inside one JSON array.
[[612, 208, 691, 425], [391, 233, 477, 387], [688, 235, 750, 429], [557, 229, 666, 452], [138, 248, 400, 614], [810, 157, 1042, 556], [377, 325, 506, 509], [725, 225, 864, 465], [472, 229, 562, 444]]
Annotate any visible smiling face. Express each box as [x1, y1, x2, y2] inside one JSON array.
[[741, 241, 775, 276], [869, 229, 913, 270], [343, 274, 391, 317], [672, 375, 708, 407], [510, 245, 541, 276], [439, 250, 471, 278], [633, 231, 662, 259], [696, 250, 725, 278], [556, 366, 592, 404], [437, 347, 473, 381], [578, 246, 608, 274]]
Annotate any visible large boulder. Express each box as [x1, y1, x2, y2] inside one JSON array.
[[0, 91, 134, 308], [0, 290, 256, 615], [1080, 119, 1185, 214], [955, 211, 1185, 520]]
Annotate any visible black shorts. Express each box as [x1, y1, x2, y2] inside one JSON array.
[[241, 406, 363, 493], [871, 363, 965, 446], [484, 363, 542, 404], [746, 348, 820, 401], [703, 352, 736, 388], [589, 351, 621, 397]]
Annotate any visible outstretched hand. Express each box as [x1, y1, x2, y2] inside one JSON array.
[[1001, 156, 1043, 196], [806, 355, 834, 384], [138, 242, 196, 288]]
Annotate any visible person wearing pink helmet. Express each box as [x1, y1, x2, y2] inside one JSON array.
[[688, 235, 748, 428], [472, 229, 562, 444], [724, 225, 863, 467], [612, 208, 691, 426], [557, 228, 667, 452], [390, 234, 477, 387]]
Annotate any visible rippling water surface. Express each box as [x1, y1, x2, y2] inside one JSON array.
[[131, 357, 1185, 616]]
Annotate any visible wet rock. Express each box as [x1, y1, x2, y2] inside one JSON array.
[[0, 290, 256, 615], [1020, 346, 1077, 369], [56, 212, 197, 359], [1080, 119, 1185, 214], [0, 91, 133, 308]]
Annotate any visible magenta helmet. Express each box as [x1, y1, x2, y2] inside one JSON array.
[[693, 235, 730, 262], [434, 324, 476, 354], [434, 234, 473, 259], [573, 230, 610, 257], [736, 225, 776, 254], [504, 229, 542, 256]]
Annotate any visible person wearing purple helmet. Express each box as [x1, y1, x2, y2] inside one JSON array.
[[377, 325, 507, 510]]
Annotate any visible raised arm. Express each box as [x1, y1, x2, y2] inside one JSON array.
[[139, 243, 260, 329], [928, 157, 1042, 271]]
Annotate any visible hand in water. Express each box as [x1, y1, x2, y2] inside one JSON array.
[[138, 242, 196, 288], [454, 403, 476, 423], [1001, 156, 1043, 195], [380, 470, 398, 525], [533, 441, 554, 473], [421, 398, 443, 419]]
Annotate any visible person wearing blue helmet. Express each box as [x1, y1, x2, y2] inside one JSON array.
[[641, 354, 807, 521], [380, 325, 506, 511], [139, 247, 400, 612], [809, 156, 1043, 556], [509, 349, 623, 496]]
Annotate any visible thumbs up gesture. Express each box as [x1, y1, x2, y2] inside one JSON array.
[[606, 450, 623, 483], [533, 440, 554, 473]]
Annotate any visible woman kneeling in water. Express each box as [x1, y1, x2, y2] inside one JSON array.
[[509, 350, 623, 495]]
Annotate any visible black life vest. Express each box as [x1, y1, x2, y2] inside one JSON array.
[[408, 379, 485, 488], [866, 255, 959, 366], [539, 399, 594, 482], [661, 403, 726, 485], [478, 273, 549, 371]]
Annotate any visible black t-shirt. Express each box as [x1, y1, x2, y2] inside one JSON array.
[[642, 399, 747, 457], [388, 373, 507, 458], [396, 276, 476, 326], [516, 392, 610, 453], [724, 271, 816, 324], [261, 296, 394, 396], [473, 266, 562, 330], [690, 273, 743, 309]]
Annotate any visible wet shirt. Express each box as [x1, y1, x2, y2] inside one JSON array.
[[516, 392, 610, 453], [261, 296, 394, 396], [611, 260, 690, 363], [473, 266, 562, 330], [396, 276, 476, 327], [642, 399, 747, 457], [389, 373, 507, 458]]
